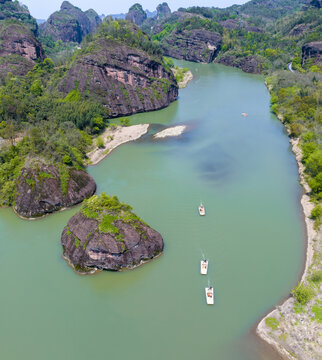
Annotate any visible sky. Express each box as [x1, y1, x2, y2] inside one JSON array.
[[21, 0, 248, 19]]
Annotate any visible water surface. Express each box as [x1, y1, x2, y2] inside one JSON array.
[[0, 62, 305, 360]]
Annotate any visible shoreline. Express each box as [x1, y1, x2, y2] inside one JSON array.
[[87, 124, 150, 166], [256, 115, 320, 359]]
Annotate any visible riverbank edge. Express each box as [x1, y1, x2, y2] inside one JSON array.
[[87, 124, 150, 166], [171, 68, 193, 88], [256, 87, 320, 359]]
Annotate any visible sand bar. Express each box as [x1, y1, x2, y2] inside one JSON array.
[[87, 124, 149, 165], [153, 125, 187, 139]]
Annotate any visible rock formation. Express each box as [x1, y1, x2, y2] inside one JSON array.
[[302, 41, 322, 66], [156, 2, 171, 19], [39, 1, 101, 43], [58, 35, 178, 117], [0, 0, 38, 35], [14, 165, 96, 218], [61, 193, 164, 273], [162, 28, 222, 63], [0, 21, 45, 78], [125, 3, 147, 25], [216, 54, 263, 74]]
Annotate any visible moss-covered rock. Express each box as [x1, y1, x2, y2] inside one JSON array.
[[14, 164, 96, 218], [61, 193, 164, 273]]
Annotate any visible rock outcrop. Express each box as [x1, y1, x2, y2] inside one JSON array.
[[61, 193, 164, 273], [125, 3, 147, 25], [39, 1, 101, 43], [302, 41, 322, 66], [14, 165, 96, 218], [156, 2, 171, 19], [0, 0, 38, 35], [216, 54, 263, 74], [162, 28, 222, 63], [58, 36, 178, 117], [0, 21, 45, 78]]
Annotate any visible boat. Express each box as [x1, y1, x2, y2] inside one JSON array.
[[241, 112, 248, 117], [200, 260, 208, 275], [205, 287, 214, 305], [198, 203, 205, 216]]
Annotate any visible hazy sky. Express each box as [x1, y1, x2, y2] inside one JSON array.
[[22, 0, 248, 19]]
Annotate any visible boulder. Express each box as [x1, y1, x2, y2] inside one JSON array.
[[61, 194, 164, 273]]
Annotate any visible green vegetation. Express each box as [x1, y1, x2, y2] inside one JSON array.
[[311, 300, 322, 323], [96, 136, 105, 149], [310, 270, 322, 284], [265, 317, 280, 330], [292, 283, 315, 305], [81, 193, 147, 240]]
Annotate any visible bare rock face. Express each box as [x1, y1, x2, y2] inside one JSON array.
[[0, 21, 45, 78], [14, 165, 96, 218], [216, 54, 263, 74], [125, 3, 147, 25], [61, 194, 164, 273], [302, 41, 322, 66], [58, 37, 178, 117], [162, 29, 222, 63], [39, 1, 101, 43]]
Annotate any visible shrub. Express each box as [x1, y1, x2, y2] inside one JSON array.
[[96, 136, 104, 149], [310, 270, 322, 284], [292, 283, 315, 305]]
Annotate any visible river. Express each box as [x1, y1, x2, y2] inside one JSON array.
[[0, 62, 305, 360]]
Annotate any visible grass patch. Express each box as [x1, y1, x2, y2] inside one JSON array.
[[265, 317, 279, 330], [311, 301, 322, 323]]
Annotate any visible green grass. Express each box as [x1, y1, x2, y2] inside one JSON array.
[[311, 301, 322, 323], [265, 317, 279, 330]]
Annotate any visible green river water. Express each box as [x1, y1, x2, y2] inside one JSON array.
[[0, 62, 305, 360]]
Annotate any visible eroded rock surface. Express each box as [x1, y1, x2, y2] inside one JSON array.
[[302, 41, 322, 66], [61, 194, 163, 272], [0, 21, 45, 78], [216, 54, 263, 74], [14, 165, 96, 218], [125, 3, 147, 25], [58, 37, 178, 117], [162, 29, 222, 63]]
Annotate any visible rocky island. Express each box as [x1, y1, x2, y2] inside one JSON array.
[[61, 193, 163, 273]]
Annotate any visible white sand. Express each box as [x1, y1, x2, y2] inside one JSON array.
[[153, 125, 187, 139], [87, 124, 149, 165]]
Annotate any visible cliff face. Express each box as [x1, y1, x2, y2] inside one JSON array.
[[125, 3, 147, 25], [58, 37, 178, 117], [216, 54, 263, 74], [61, 194, 164, 272], [39, 1, 101, 43], [0, 21, 45, 78], [302, 41, 322, 66], [162, 29, 222, 63], [14, 165, 96, 218]]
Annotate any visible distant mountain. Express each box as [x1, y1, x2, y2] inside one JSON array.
[[39, 1, 101, 43], [36, 19, 46, 25], [145, 9, 157, 18]]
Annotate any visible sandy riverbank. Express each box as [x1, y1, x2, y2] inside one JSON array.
[[87, 124, 149, 166], [256, 119, 321, 359], [153, 125, 187, 139]]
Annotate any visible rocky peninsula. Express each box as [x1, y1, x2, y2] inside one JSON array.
[[14, 165, 96, 218], [61, 193, 164, 273]]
